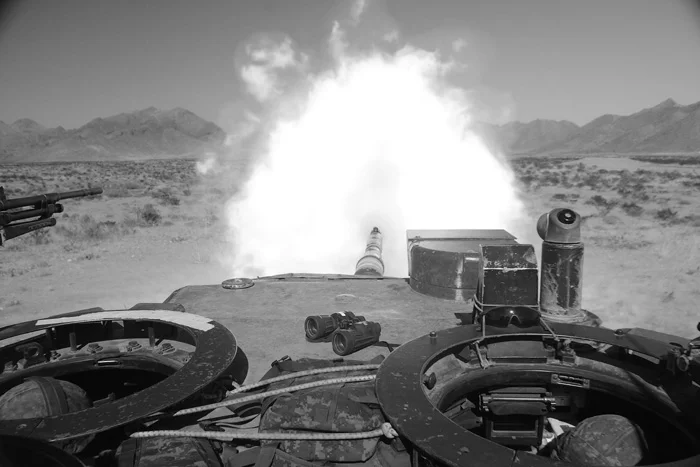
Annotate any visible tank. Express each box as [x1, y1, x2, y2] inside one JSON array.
[[1, 208, 699, 467]]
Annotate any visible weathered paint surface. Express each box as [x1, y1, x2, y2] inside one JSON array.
[[539, 242, 584, 319], [37, 310, 214, 332], [0, 312, 237, 443], [479, 244, 539, 309], [375, 322, 700, 467]]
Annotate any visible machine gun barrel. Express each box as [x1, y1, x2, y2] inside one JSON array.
[[0, 204, 64, 225], [354, 227, 384, 277], [0, 186, 103, 245], [0, 187, 103, 211]]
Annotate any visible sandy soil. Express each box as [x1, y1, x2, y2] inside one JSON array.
[[1, 155, 699, 377]]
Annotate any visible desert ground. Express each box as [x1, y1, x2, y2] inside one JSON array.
[[1, 155, 699, 381]]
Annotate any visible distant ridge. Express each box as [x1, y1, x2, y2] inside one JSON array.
[[477, 98, 700, 156], [2, 99, 699, 162], [0, 107, 227, 163]]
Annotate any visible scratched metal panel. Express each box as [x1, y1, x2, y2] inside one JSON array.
[[167, 277, 470, 324], [406, 229, 516, 242], [406, 229, 518, 278], [478, 244, 539, 308], [165, 276, 473, 381], [408, 245, 481, 301]]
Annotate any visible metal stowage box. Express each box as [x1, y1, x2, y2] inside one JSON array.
[[476, 244, 539, 311], [406, 230, 519, 301]]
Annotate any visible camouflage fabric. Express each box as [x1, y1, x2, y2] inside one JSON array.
[[552, 414, 648, 466], [115, 437, 224, 467], [255, 357, 409, 466], [255, 442, 407, 467]]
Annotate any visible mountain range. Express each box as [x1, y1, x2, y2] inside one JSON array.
[[477, 98, 700, 156], [0, 107, 226, 163], [1, 98, 699, 163]]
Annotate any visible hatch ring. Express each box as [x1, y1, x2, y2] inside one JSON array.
[[222, 278, 254, 290]]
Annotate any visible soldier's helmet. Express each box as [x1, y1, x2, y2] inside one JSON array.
[[0, 376, 94, 454], [554, 414, 648, 466]]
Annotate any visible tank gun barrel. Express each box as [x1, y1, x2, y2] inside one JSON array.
[[354, 227, 384, 277]]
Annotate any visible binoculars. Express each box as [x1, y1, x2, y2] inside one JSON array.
[[304, 312, 382, 356]]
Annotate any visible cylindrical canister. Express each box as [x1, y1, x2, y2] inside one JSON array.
[[539, 241, 585, 322]]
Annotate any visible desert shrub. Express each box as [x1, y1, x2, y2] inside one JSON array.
[[518, 174, 536, 188], [585, 195, 617, 214], [681, 180, 700, 189], [540, 172, 560, 186], [631, 156, 700, 165], [580, 173, 603, 190], [671, 214, 700, 227], [151, 188, 180, 206], [78, 253, 99, 261], [104, 185, 131, 198], [634, 185, 650, 202], [661, 291, 675, 303], [621, 202, 643, 217], [655, 208, 677, 221], [136, 204, 161, 226], [0, 226, 51, 246], [594, 234, 652, 250], [51, 215, 128, 241], [559, 177, 573, 188], [27, 229, 52, 245], [530, 158, 554, 170], [658, 170, 683, 182], [205, 209, 219, 224], [183, 188, 192, 196], [83, 220, 122, 240]]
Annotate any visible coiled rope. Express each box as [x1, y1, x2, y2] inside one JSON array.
[[172, 374, 376, 417], [226, 364, 381, 397], [130, 365, 394, 441], [130, 422, 398, 441]]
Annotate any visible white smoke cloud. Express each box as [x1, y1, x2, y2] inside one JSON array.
[[452, 38, 467, 53], [350, 0, 367, 24], [240, 36, 309, 102], [196, 153, 218, 175], [329, 21, 348, 61], [383, 30, 399, 43], [220, 8, 526, 278]]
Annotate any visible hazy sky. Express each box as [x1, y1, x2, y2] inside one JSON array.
[[1, 0, 700, 129]]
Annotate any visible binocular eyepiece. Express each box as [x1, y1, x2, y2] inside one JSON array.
[[331, 321, 382, 356], [304, 312, 382, 356], [304, 311, 366, 340]]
